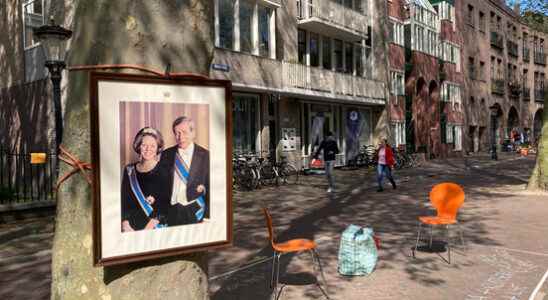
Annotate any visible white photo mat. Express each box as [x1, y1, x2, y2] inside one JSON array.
[[97, 80, 228, 260]]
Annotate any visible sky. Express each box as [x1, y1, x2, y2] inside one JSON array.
[[505, 0, 548, 15]]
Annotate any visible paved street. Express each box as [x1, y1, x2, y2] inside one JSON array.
[[1, 153, 548, 299]]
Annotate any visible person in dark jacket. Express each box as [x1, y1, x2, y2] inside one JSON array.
[[312, 131, 339, 193], [376, 138, 396, 192], [159, 116, 209, 226]]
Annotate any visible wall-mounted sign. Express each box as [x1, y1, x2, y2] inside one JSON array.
[[212, 63, 230, 72], [281, 128, 297, 152]]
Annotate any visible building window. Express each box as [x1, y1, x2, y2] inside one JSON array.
[[454, 125, 463, 150], [467, 5, 475, 27], [334, 39, 344, 72], [216, 0, 276, 57], [322, 36, 331, 70], [391, 122, 406, 147], [22, 0, 45, 48], [479, 61, 485, 80], [218, 0, 235, 50], [446, 123, 454, 143], [258, 6, 272, 57], [310, 32, 319, 67], [441, 82, 462, 106], [233, 94, 260, 153], [468, 57, 475, 79], [355, 43, 364, 76], [298, 29, 306, 64], [479, 11, 485, 33], [390, 71, 404, 96], [389, 19, 405, 47], [439, 41, 460, 66], [345, 42, 354, 74], [240, 0, 253, 53]]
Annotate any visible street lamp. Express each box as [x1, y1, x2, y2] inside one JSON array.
[[489, 104, 499, 160], [33, 16, 72, 151]]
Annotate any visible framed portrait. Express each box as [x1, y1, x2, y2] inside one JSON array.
[[89, 72, 232, 266]]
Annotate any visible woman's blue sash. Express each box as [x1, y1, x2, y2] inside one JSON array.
[[127, 165, 164, 229], [174, 153, 205, 221]]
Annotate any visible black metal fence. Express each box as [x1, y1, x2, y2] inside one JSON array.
[[0, 148, 57, 206]]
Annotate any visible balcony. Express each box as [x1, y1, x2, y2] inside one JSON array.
[[523, 87, 531, 101], [535, 89, 545, 103], [490, 31, 504, 50], [211, 50, 386, 104], [507, 40, 518, 58], [282, 61, 385, 102], [508, 80, 522, 100], [491, 79, 505, 95], [534, 52, 547, 65], [297, 0, 368, 41], [508, 80, 521, 98], [523, 48, 530, 62]]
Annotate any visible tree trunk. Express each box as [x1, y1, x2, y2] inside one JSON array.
[[49, 1, 214, 299], [527, 95, 548, 192]]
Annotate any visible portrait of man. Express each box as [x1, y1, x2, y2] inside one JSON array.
[[159, 116, 210, 226]]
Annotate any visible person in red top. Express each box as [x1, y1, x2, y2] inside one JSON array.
[[376, 138, 396, 192]]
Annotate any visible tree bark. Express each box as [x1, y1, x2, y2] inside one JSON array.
[[49, 1, 214, 299], [527, 95, 548, 192]]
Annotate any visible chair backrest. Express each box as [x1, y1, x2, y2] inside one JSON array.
[[429, 182, 465, 220], [262, 208, 275, 247]]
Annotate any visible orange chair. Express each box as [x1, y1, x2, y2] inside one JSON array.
[[262, 208, 328, 299], [413, 182, 466, 264]]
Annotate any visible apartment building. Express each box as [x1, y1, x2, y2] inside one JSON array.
[[2, 0, 390, 169], [210, 0, 390, 168], [460, 0, 546, 153], [387, 0, 465, 158], [0, 0, 52, 151]]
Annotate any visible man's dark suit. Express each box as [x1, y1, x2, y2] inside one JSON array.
[[159, 144, 209, 226]]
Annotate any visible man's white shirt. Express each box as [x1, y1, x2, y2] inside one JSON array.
[[171, 143, 195, 206]]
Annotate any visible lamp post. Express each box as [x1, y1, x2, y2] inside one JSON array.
[[33, 17, 72, 152], [489, 104, 499, 160]]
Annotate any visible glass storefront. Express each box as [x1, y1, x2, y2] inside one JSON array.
[[233, 94, 260, 154]]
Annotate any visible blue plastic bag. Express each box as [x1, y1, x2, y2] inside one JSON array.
[[338, 224, 378, 276]]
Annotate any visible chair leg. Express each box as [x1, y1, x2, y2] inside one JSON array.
[[312, 249, 330, 299], [446, 225, 451, 264], [457, 223, 466, 251], [413, 222, 423, 257], [270, 251, 277, 289], [275, 253, 281, 296], [429, 225, 433, 249]]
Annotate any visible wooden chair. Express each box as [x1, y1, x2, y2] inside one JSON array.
[[413, 182, 466, 264], [262, 208, 329, 299]]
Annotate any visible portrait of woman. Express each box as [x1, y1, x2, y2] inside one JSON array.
[[120, 127, 169, 232]]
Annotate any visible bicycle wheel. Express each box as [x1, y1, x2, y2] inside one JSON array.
[[236, 167, 255, 191], [278, 164, 299, 185], [259, 164, 277, 186]]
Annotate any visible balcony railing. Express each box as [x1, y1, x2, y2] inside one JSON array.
[[523, 48, 530, 62], [491, 79, 505, 95], [297, 0, 368, 39], [523, 87, 530, 100], [534, 52, 547, 65], [535, 89, 545, 103], [508, 81, 521, 98], [282, 61, 383, 99], [490, 31, 504, 49], [507, 40, 518, 57]]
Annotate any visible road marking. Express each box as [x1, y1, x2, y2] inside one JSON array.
[[529, 269, 548, 300]]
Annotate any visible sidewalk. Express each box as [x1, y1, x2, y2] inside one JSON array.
[[1, 152, 547, 299]]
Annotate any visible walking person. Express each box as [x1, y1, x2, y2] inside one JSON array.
[[376, 138, 396, 192], [311, 131, 339, 193]]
